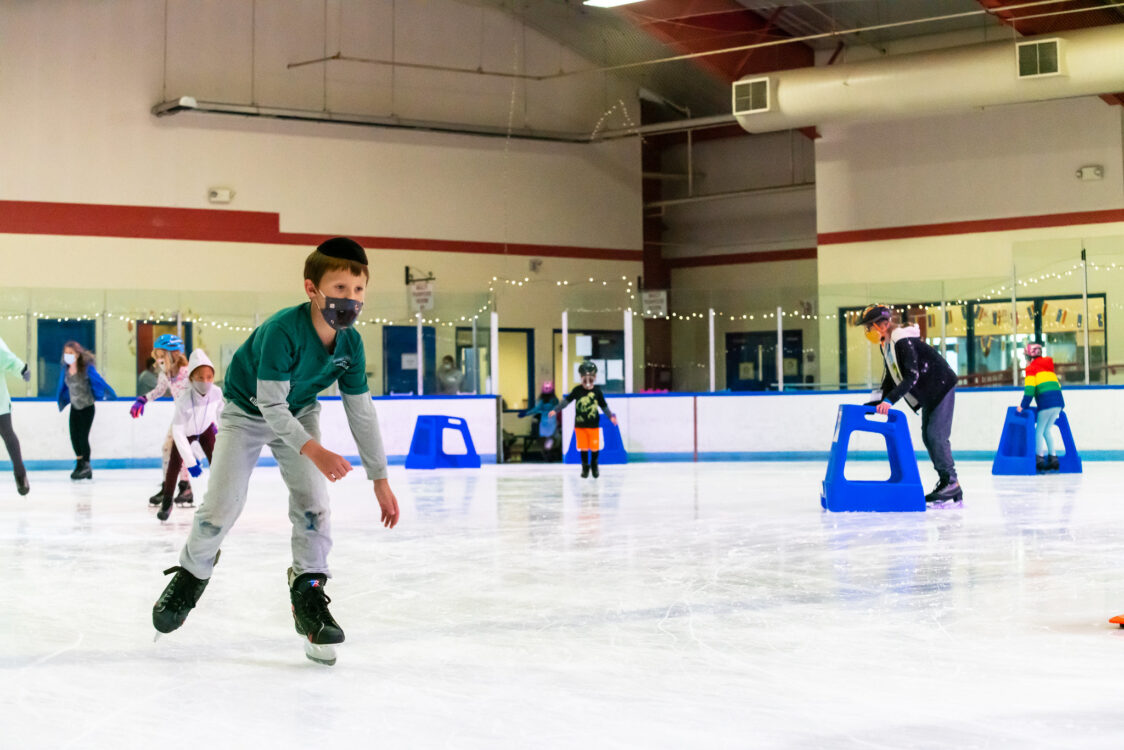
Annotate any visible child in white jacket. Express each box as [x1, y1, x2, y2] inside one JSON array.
[[157, 349, 223, 521]]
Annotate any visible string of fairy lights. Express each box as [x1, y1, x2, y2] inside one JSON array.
[[3, 259, 1123, 332]]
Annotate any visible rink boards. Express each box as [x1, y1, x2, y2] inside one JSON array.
[[5, 386, 1124, 470]]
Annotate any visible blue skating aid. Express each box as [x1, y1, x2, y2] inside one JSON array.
[[404, 415, 482, 470], [564, 413, 628, 465], [991, 406, 1082, 475], [820, 404, 926, 512]]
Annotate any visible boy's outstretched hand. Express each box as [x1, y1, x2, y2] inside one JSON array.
[[302, 441, 353, 482], [374, 479, 400, 528]]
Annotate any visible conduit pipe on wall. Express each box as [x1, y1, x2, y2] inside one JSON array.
[[734, 25, 1124, 134]]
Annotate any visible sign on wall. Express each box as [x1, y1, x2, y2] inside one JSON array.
[[409, 281, 435, 312], [642, 290, 668, 318]]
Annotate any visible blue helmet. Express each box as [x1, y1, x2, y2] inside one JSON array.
[[153, 334, 184, 353]]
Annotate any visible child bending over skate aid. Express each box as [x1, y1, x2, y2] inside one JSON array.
[[549, 361, 617, 478], [857, 304, 962, 506], [154, 349, 223, 522], [151, 237, 399, 667], [1016, 342, 1065, 473]]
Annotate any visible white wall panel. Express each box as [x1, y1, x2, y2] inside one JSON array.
[[0, 0, 642, 250], [166, 0, 254, 103], [817, 98, 1124, 234], [4, 396, 499, 465]]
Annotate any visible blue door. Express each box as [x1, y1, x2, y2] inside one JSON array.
[[725, 330, 803, 391], [383, 325, 436, 395], [38, 320, 97, 398]]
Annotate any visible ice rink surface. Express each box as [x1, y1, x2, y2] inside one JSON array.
[[3, 461, 1124, 749]]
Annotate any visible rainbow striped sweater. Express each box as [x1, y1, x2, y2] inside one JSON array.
[[1020, 356, 1065, 410]]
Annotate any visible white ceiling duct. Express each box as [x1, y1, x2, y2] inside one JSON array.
[[733, 24, 1124, 134]]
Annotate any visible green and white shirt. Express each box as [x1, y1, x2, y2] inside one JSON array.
[[224, 302, 387, 480], [226, 303, 368, 414]]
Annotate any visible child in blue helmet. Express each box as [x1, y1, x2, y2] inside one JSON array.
[[131, 333, 195, 506]]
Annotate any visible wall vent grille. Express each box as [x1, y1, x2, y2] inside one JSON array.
[[732, 78, 770, 115]]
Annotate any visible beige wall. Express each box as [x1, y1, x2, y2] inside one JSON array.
[[1, 0, 648, 400], [669, 259, 819, 390]]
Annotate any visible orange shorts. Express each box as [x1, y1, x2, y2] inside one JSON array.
[[574, 427, 601, 452]]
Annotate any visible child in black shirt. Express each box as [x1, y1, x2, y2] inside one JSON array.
[[550, 360, 617, 478]]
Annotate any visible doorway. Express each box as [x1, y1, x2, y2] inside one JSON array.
[[37, 319, 96, 398], [725, 330, 803, 391]]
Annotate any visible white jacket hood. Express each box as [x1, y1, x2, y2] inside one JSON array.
[[890, 325, 921, 343], [187, 348, 215, 378]]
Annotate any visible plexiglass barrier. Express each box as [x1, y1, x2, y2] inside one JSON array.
[[3, 236, 1122, 403]]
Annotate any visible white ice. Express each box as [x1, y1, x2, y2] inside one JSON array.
[[3, 462, 1124, 749]]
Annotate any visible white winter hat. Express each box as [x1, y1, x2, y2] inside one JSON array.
[[187, 348, 215, 378]]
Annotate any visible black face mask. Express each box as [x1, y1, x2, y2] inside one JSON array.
[[316, 289, 363, 330]]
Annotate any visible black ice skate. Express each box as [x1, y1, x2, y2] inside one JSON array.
[[1047, 455, 1060, 472], [590, 453, 599, 479], [173, 481, 194, 507], [288, 568, 344, 666], [16, 473, 29, 496], [70, 459, 92, 481], [156, 493, 174, 522], [925, 476, 963, 507], [149, 485, 164, 506], [153, 562, 214, 634], [1036, 456, 1047, 473]]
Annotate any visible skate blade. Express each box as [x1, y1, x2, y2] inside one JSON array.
[[304, 641, 337, 666]]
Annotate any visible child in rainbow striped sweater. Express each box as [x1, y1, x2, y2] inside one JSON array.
[[1017, 342, 1064, 472]]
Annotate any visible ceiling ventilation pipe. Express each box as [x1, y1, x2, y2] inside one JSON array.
[[732, 25, 1124, 134]]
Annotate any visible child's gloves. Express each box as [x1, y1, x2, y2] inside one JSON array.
[[187, 463, 203, 478], [129, 397, 146, 418], [20, 365, 30, 382]]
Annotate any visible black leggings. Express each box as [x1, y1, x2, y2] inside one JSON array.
[[69, 404, 95, 460], [0, 412, 26, 479]]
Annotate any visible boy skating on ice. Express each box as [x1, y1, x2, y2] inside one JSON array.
[[155, 349, 223, 522], [152, 237, 400, 666], [550, 360, 617, 478], [857, 304, 962, 505]]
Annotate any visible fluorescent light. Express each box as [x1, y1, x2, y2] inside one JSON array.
[[583, 0, 644, 7]]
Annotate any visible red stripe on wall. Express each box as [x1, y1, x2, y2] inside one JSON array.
[[818, 208, 1124, 245], [0, 200, 280, 242], [0, 200, 641, 261], [667, 247, 817, 268]]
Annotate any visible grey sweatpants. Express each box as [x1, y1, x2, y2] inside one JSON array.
[[179, 401, 332, 580], [920, 388, 957, 481]]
